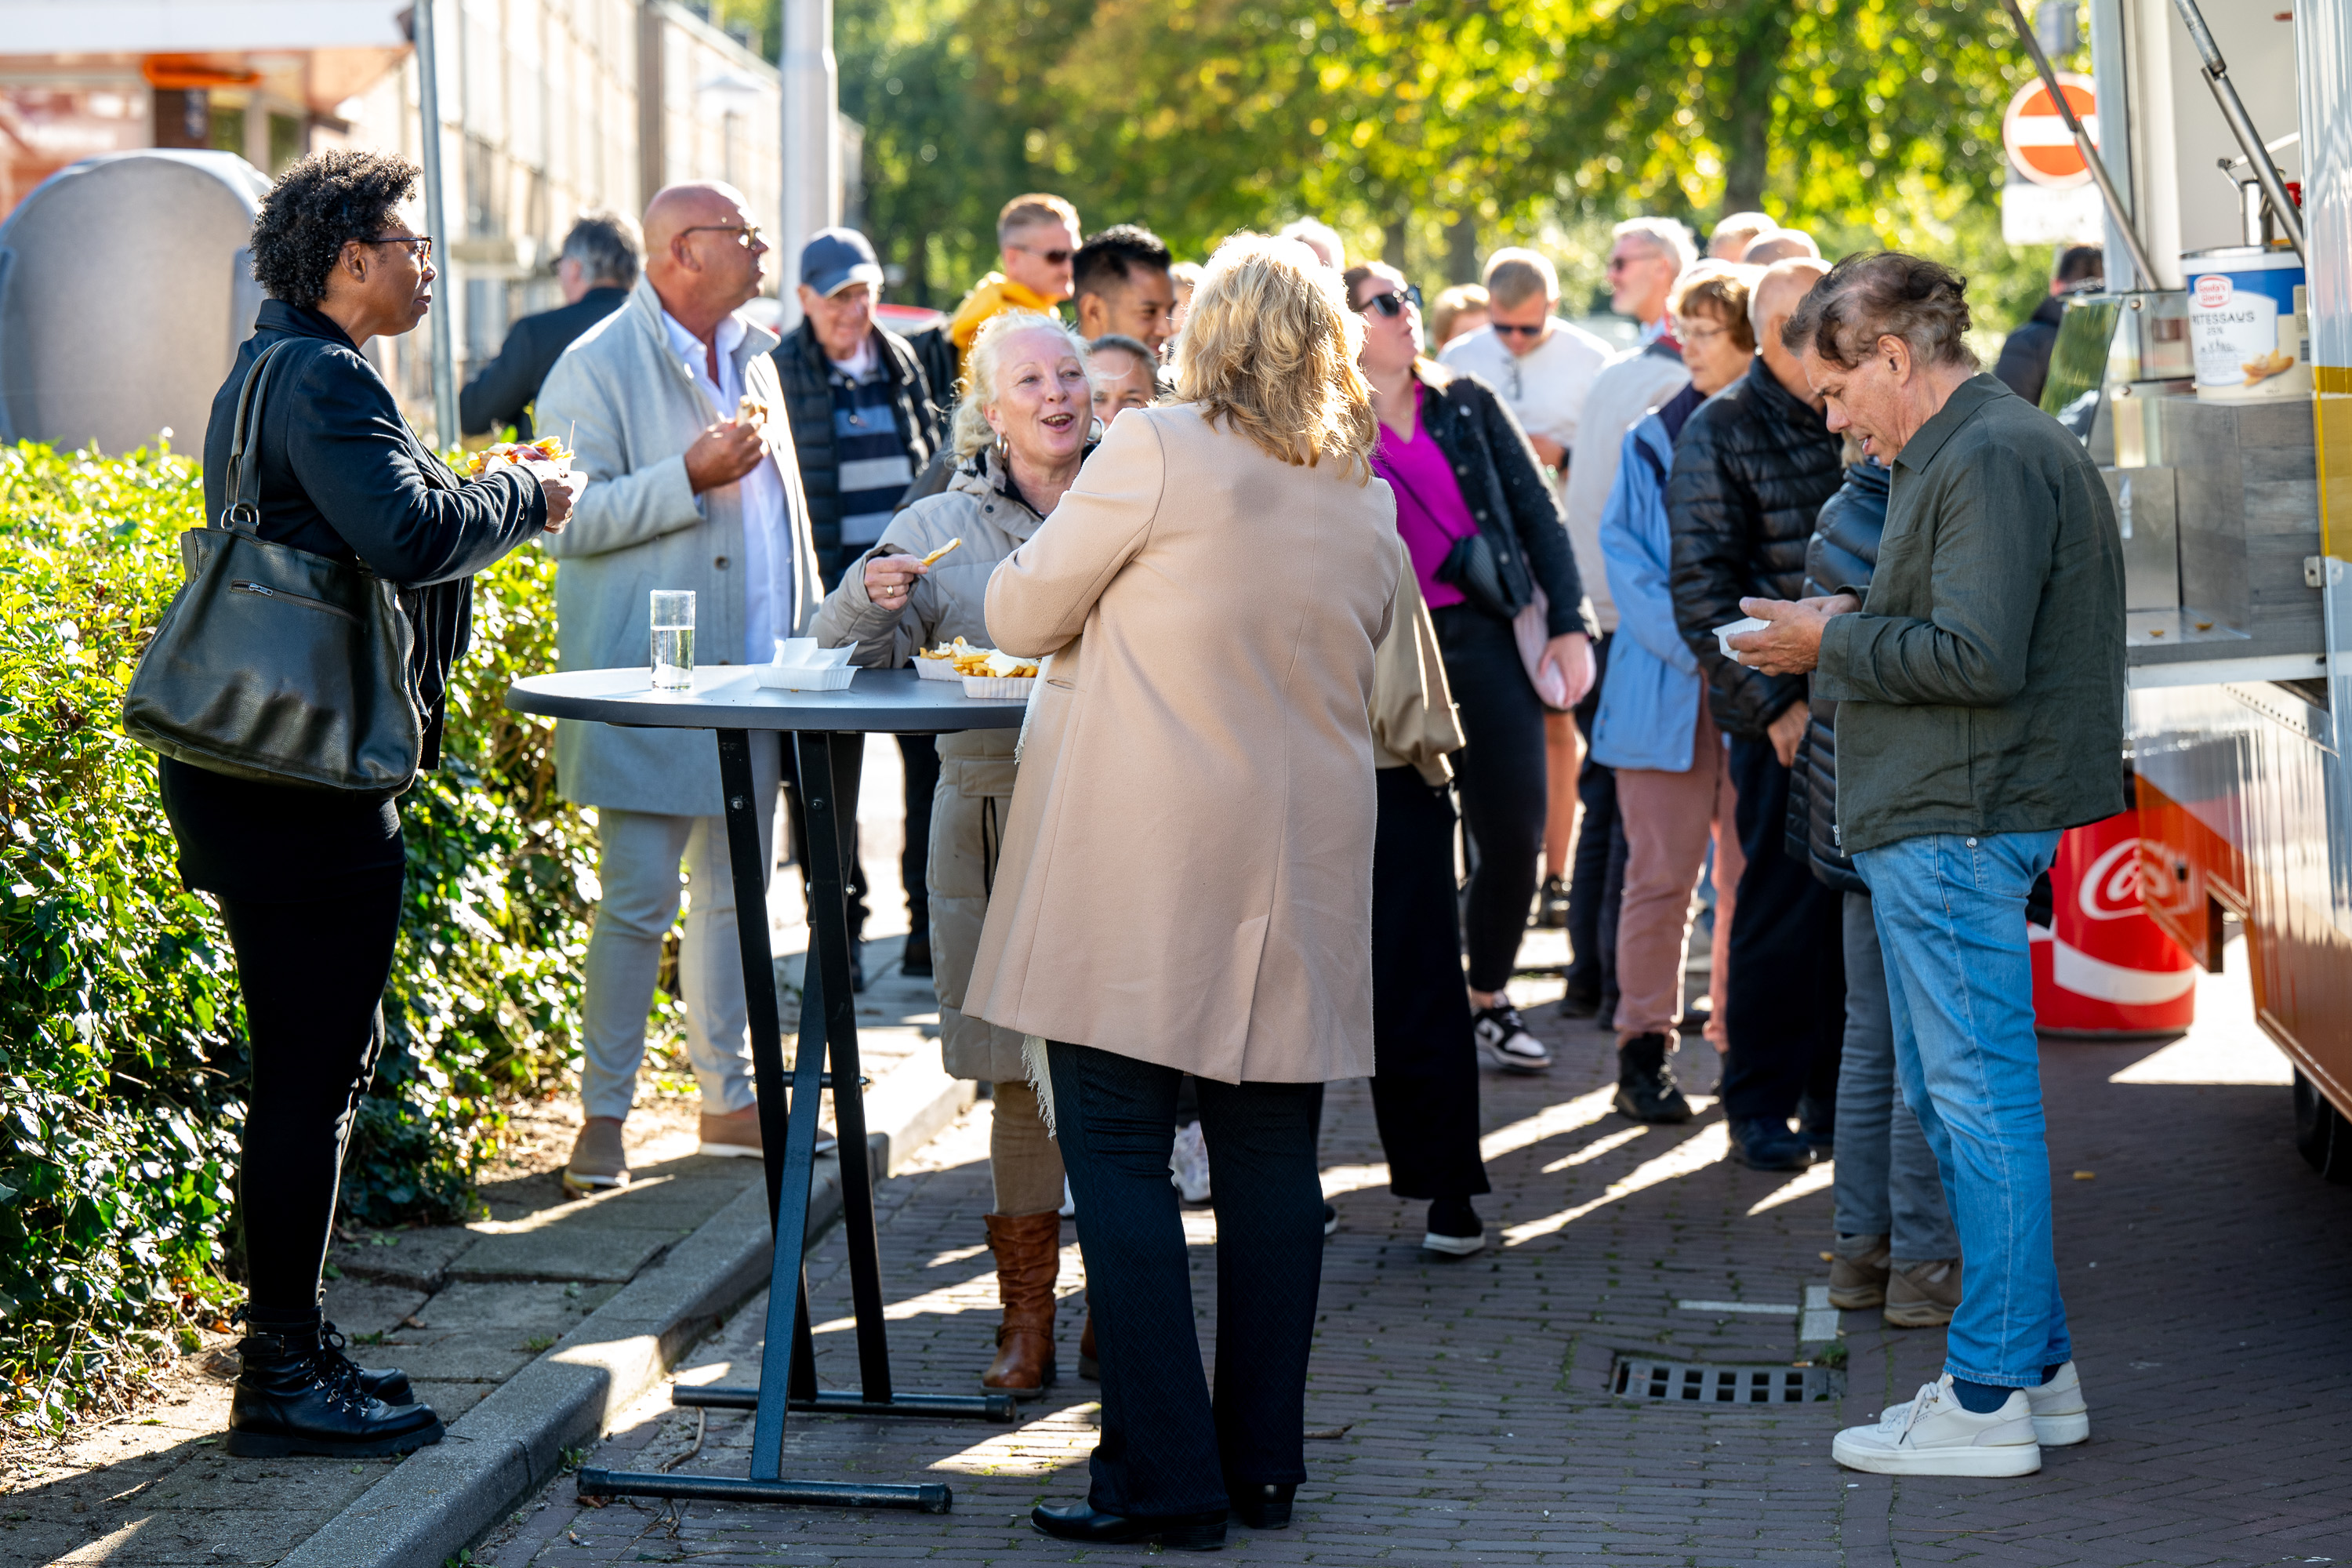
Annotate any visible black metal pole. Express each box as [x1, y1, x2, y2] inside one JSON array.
[[575, 1468, 950, 1514]]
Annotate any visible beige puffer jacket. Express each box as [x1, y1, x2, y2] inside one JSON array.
[[811, 451, 1041, 1082]]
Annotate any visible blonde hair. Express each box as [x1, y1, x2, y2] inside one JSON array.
[[1668, 261, 1762, 351], [997, 192, 1080, 246], [1482, 248, 1559, 310], [952, 310, 1094, 459], [1174, 234, 1376, 474]]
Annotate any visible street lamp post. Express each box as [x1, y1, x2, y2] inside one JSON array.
[[413, 0, 459, 448], [778, 0, 840, 330]]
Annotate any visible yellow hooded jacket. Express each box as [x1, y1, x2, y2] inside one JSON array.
[[947, 273, 1063, 354]]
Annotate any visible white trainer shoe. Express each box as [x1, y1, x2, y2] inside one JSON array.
[[1831, 1374, 2041, 1477], [1875, 1361, 2089, 1447], [1168, 1120, 1212, 1203]]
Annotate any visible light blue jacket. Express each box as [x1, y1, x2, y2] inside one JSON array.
[[1591, 384, 1708, 772]]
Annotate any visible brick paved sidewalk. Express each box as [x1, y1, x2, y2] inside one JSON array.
[[479, 960, 2352, 1566]]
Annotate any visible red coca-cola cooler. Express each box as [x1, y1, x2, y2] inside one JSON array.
[[2029, 810, 2198, 1036]]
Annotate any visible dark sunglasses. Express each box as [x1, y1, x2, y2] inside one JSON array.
[[1012, 242, 1074, 265], [354, 233, 433, 263], [1353, 284, 1423, 318], [1491, 321, 1547, 337]]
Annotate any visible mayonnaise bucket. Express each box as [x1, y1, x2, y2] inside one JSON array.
[[2184, 245, 2310, 402]]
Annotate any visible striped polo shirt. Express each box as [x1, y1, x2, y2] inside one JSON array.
[[829, 343, 916, 549]]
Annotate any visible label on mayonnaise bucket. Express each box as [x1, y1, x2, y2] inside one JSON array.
[[2183, 249, 2307, 400]]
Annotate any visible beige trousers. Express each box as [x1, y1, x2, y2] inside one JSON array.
[[1612, 700, 1744, 1044], [990, 1078, 1065, 1216]]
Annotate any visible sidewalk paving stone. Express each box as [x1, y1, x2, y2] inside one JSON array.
[[474, 954, 2350, 1567]]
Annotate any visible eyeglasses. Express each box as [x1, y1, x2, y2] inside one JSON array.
[[683, 223, 766, 248], [1676, 318, 1733, 346], [1010, 242, 1074, 265], [1606, 250, 1660, 273], [355, 234, 433, 263], [1491, 321, 1547, 338], [1352, 284, 1423, 318]]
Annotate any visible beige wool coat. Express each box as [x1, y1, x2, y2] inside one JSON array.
[[964, 403, 1402, 1084]]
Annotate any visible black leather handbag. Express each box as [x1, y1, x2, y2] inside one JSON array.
[[122, 340, 424, 794]]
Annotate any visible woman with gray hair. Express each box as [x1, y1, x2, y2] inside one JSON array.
[[811, 308, 1093, 1402]]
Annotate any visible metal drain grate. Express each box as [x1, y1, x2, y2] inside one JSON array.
[[1612, 1356, 1838, 1405]]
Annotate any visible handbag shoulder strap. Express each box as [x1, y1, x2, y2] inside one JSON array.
[[220, 339, 297, 536]]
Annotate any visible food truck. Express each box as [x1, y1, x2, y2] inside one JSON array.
[[2042, 0, 2352, 1179]]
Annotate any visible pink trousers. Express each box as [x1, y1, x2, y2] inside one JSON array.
[[1611, 700, 1744, 1045]]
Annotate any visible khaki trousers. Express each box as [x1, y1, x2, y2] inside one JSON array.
[[1611, 700, 1743, 1043]]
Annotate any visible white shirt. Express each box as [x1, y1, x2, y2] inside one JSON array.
[[660, 307, 791, 665], [828, 335, 879, 380], [1562, 343, 1692, 633], [1437, 318, 1613, 458]]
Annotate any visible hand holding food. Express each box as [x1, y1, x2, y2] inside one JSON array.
[[516, 458, 581, 530], [865, 547, 928, 607], [463, 434, 574, 476], [684, 416, 766, 493]]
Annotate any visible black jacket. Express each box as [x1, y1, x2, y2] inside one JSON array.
[[772, 319, 944, 583], [1785, 459, 1889, 894], [201, 299, 547, 768], [1413, 360, 1597, 641], [458, 285, 629, 439], [1992, 293, 2065, 409], [1666, 355, 1846, 739]]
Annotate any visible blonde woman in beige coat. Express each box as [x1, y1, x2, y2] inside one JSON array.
[[810, 310, 1092, 1401], [969, 235, 1400, 1552]]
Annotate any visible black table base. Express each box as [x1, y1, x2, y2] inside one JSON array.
[[580, 726, 1009, 1516]]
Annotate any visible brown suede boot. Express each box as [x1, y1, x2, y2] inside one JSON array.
[[981, 1211, 1061, 1399]]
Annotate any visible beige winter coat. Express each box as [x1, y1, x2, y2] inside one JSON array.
[[809, 452, 1041, 1082], [964, 404, 1401, 1083]]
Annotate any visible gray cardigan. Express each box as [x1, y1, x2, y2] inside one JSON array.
[[1813, 373, 2126, 855], [535, 278, 824, 815]]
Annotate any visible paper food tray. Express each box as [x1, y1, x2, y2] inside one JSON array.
[[913, 657, 964, 681], [1712, 617, 1769, 662], [962, 675, 1036, 700], [757, 663, 858, 690]]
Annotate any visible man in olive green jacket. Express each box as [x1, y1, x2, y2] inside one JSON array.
[[1730, 252, 2121, 1481]]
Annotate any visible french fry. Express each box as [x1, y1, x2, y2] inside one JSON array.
[[920, 537, 964, 567]]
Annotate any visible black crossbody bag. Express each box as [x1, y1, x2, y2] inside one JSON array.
[[122, 340, 425, 793]]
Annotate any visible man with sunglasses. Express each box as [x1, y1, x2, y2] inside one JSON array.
[[1438, 249, 1611, 487], [944, 192, 1083, 361]]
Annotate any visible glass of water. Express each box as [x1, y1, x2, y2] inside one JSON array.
[[650, 590, 695, 691]]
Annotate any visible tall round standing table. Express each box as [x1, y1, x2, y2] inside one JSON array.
[[504, 666, 1030, 1514]]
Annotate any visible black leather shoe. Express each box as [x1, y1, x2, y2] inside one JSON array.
[[1031, 1501, 1226, 1550], [320, 1319, 415, 1406], [901, 927, 932, 977], [1729, 1116, 1816, 1173], [225, 1320, 443, 1458], [1613, 1033, 1693, 1125], [1226, 1481, 1296, 1529]]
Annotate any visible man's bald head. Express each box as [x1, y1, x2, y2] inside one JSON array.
[[1754, 258, 1831, 405], [642, 181, 768, 336]]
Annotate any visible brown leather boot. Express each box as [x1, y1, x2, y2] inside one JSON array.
[[981, 1211, 1060, 1399]]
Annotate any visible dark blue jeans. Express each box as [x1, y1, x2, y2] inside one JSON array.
[[1047, 1041, 1327, 1517]]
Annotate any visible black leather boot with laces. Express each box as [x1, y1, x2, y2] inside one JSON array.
[[319, 1319, 416, 1406], [225, 1316, 443, 1458], [1613, 1032, 1693, 1124]]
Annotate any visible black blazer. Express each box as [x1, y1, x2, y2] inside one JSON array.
[[201, 299, 547, 768], [1411, 360, 1596, 641], [458, 285, 629, 440]]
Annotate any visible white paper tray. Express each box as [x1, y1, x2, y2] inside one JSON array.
[[962, 675, 1036, 700]]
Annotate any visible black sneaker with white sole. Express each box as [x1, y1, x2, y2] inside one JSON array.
[[1422, 1196, 1486, 1258], [1473, 1003, 1552, 1073]]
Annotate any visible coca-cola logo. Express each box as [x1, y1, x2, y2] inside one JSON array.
[[2194, 274, 2234, 309], [2078, 838, 2146, 921]]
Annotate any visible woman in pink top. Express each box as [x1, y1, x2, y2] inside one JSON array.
[[1348, 259, 1598, 1255]]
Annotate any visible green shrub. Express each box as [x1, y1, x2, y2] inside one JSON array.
[[0, 440, 595, 1431]]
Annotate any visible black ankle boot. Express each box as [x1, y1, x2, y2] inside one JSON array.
[[1227, 1480, 1297, 1528], [319, 1320, 416, 1406], [1613, 1033, 1693, 1124], [1031, 1500, 1227, 1550], [226, 1316, 444, 1458]]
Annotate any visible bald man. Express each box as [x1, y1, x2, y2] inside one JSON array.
[[1663, 257, 1847, 1177], [535, 183, 825, 1196]]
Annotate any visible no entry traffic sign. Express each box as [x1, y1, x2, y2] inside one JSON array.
[[2004, 73, 2099, 188]]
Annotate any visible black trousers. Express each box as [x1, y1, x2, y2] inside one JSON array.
[[1431, 604, 1547, 994], [1720, 735, 1846, 1123], [896, 734, 939, 941], [1565, 632, 1621, 1004], [1047, 1041, 1326, 1517], [216, 873, 404, 1314], [1368, 768, 1489, 1200]]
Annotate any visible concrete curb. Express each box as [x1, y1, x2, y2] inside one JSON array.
[[280, 1058, 975, 1568]]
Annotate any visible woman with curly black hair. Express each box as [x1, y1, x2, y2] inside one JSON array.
[[158, 149, 579, 1459]]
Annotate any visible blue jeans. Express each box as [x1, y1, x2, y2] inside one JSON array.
[[1832, 891, 1962, 1265], [1853, 830, 2070, 1388]]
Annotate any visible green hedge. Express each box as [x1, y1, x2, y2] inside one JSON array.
[[0, 440, 596, 1432]]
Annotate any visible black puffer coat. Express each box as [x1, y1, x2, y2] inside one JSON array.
[[1665, 355, 1846, 739], [1784, 459, 1889, 894]]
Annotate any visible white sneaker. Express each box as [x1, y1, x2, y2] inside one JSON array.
[[1169, 1120, 1212, 1203], [1875, 1361, 2089, 1447], [1831, 1374, 2041, 1477], [1473, 1002, 1552, 1073]]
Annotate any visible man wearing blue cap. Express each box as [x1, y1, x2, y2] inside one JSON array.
[[775, 227, 949, 975]]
